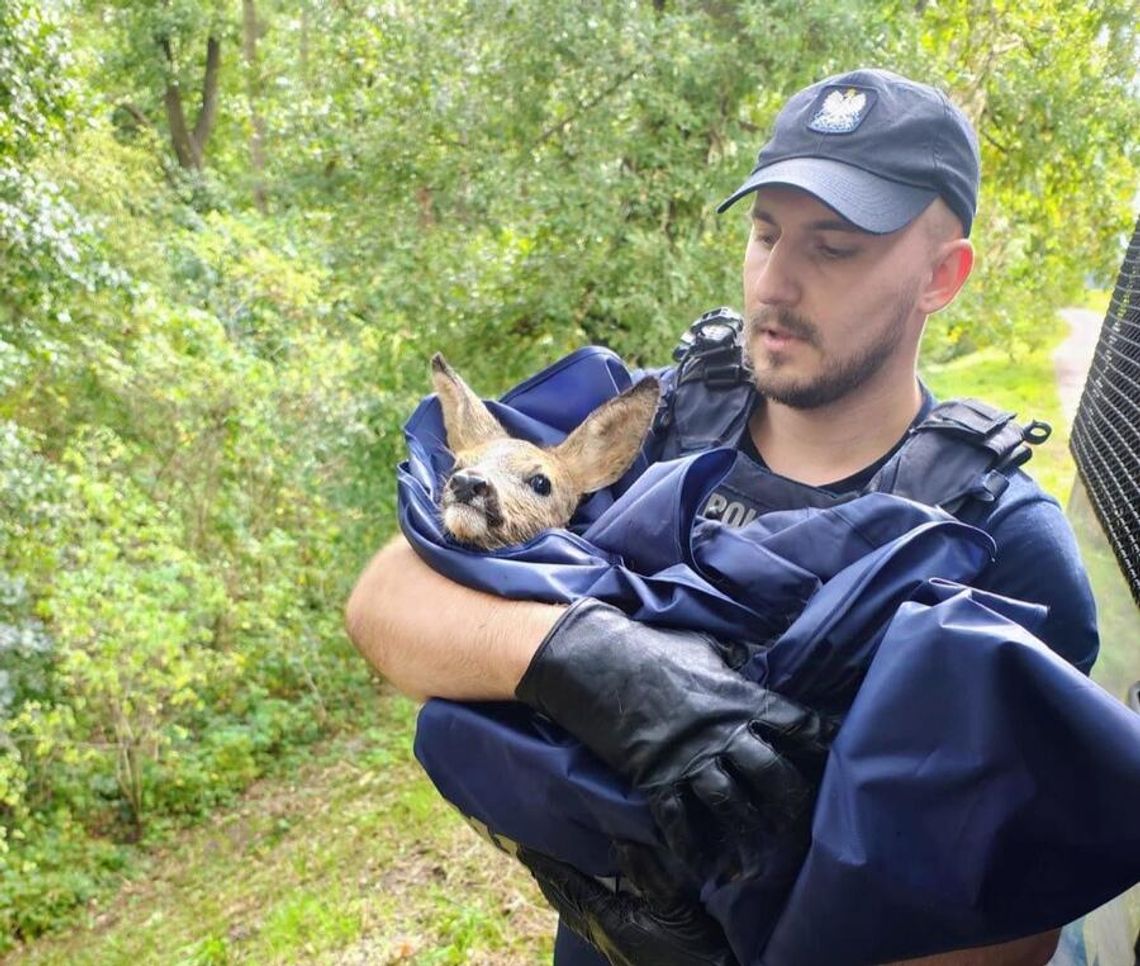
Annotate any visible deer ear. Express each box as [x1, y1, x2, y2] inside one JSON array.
[[431, 354, 508, 451], [554, 378, 660, 494]]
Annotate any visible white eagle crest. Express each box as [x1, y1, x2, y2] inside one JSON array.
[[810, 88, 869, 133]]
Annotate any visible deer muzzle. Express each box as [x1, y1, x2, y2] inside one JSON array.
[[444, 470, 504, 532], [448, 469, 490, 503]]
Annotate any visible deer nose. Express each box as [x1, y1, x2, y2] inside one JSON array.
[[448, 469, 490, 503]]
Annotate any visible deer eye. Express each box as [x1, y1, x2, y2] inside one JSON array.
[[527, 473, 552, 496]]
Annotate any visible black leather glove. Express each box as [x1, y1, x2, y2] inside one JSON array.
[[518, 841, 738, 966], [515, 598, 837, 883]]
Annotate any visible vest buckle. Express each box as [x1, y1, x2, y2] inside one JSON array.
[[704, 361, 750, 389], [973, 469, 1010, 503]]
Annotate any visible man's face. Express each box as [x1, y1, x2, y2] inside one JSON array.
[[742, 186, 929, 410]]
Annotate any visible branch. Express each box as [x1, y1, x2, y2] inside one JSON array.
[[981, 127, 1011, 155], [117, 101, 154, 129], [534, 67, 641, 149]]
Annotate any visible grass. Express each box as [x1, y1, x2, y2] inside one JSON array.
[[8, 315, 1093, 965], [1067, 479, 1140, 704], [6, 688, 555, 965]]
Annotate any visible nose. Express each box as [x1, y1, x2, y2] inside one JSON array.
[[448, 469, 490, 503], [744, 237, 800, 308]]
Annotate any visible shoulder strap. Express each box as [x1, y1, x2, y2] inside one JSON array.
[[654, 307, 754, 460], [871, 398, 1052, 515]]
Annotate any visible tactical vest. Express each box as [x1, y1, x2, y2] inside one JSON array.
[[650, 307, 1053, 518]]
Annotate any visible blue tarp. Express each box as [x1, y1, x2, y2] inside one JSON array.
[[401, 347, 1140, 965]]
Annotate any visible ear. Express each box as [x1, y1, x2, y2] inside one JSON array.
[[554, 378, 660, 494], [430, 353, 507, 451], [918, 238, 974, 316]]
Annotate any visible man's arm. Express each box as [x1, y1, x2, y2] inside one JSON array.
[[971, 483, 1099, 673], [344, 534, 565, 701]]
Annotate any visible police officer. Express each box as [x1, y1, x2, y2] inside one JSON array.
[[346, 68, 1098, 965]]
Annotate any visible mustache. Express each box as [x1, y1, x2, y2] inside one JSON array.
[[746, 308, 820, 346]]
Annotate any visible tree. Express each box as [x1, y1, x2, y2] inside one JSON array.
[[877, 0, 1140, 355], [91, 1, 233, 172], [162, 31, 221, 170]]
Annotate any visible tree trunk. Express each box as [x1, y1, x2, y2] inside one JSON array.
[[162, 40, 201, 169], [161, 34, 221, 170], [242, 0, 269, 212], [191, 35, 222, 162]]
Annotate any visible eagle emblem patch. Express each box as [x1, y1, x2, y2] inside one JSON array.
[[808, 86, 875, 134]]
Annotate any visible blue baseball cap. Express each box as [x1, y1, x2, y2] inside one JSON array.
[[718, 68, 980, 236]]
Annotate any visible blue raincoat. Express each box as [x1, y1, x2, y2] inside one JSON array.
[[400, 347, 1140, 965]]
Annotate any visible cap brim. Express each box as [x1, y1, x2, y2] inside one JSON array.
[[716, 157, 937, 235]]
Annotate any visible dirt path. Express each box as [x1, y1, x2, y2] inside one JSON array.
[[1053, 307, 1103, 426]]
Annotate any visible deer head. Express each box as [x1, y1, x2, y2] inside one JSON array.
[[430, 353, 660, 549]]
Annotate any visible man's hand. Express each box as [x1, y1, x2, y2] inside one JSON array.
[[518, 841, 738, 966], [515, 598, 837, 883]]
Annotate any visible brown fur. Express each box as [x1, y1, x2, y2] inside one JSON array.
[[431, 354, 660, 549]]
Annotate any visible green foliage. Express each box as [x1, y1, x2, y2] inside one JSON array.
[[0, 0, 76, 164], [2, 0, 1137, 950], [886, 0, 1140, 358], [0, 816, 129, 946]]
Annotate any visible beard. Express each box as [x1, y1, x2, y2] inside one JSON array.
[[745, 285, 918, 410]]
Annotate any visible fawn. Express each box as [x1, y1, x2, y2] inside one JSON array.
[[430, 353, 660, 550]]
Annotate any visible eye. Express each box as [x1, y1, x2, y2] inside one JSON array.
[[527, 473, 552, 496], [751, 226, 777, 248], [818, 243, 856, 260]]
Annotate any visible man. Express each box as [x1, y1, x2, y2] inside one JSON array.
[[345, 68, 1098, 964]]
